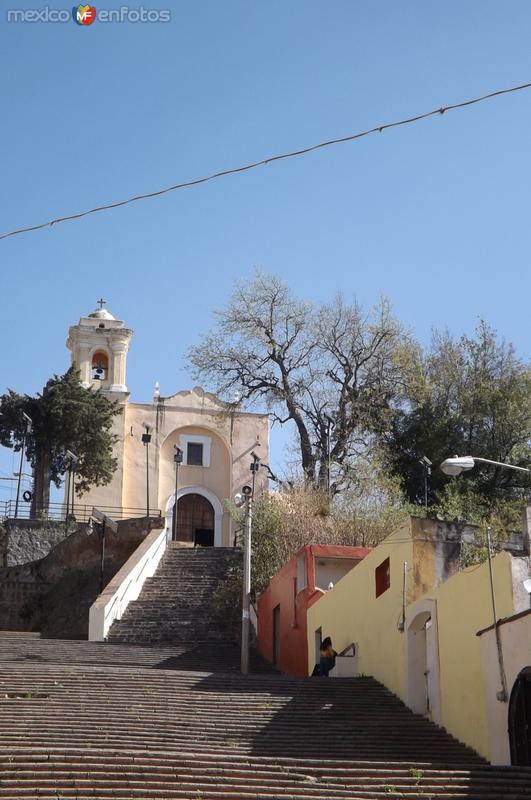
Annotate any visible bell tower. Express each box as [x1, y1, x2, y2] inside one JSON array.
[[66, 299, 133, 401]]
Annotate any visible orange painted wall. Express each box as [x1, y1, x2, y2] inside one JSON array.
[[257, 545, 370, 676]]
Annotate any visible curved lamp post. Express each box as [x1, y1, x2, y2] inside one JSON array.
[[441, 455, 530, 477]]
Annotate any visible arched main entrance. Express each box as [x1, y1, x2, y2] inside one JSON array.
[[509, 667, 531, 765], [174, 493, 215, 546], [165, 486, 224, 547]]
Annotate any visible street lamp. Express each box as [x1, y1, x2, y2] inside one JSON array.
[[90, 508, 118, 594], [14, 412, 32, 519], [441, 455, 530, 477], [238, 451, 261, 675], [64, 450, 78, 532], [172, 445, 183, 541], [141, 425, 152, 521], [419, 455, 432, 509]]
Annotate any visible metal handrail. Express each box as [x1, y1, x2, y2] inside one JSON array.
[[0, 499, 161, 523]]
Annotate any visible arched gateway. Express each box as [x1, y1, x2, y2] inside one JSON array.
[[175, 493, 214, 546], [165, 486, 224, 547]]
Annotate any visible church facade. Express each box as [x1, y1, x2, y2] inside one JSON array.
[[66, 303, 269, 547]]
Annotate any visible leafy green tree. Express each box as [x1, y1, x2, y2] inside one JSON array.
[[382, 321, 531, 507], [0, 367, 121, 515]]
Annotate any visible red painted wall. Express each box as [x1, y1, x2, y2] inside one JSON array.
[[257, 544, 370, 676]]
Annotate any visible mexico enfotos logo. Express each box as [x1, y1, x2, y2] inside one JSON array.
[[7, 5, 171, 23]]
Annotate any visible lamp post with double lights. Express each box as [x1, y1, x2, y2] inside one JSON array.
[[237, 451, 261, 675], [440, 454, 530, 703], [172, 446, 183, 541], [14, 412, 32, 519]]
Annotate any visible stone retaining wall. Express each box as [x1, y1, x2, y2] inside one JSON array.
[[0, 516, 163, 638], [1, 519, 75, 567]]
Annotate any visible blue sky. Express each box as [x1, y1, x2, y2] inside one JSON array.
[[1, 1, 530, 498]]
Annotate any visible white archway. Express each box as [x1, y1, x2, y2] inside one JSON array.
[[164, 485, 224, 547], [405, 598, 441, 723]]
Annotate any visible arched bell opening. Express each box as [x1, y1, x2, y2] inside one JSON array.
[[91, 350, 109, 381]]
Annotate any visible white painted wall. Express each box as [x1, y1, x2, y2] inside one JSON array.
[[314, 558, 359, 591], [88, 525, 167, 641]]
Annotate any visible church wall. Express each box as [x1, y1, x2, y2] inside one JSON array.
[[65, 305, 269, 543], [119, 403, 268, 546], [74, 403, 128, 513]]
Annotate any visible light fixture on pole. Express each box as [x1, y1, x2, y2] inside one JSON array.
[[90, 507, 118, 594], [172, 445, 183, 542], [238, 451, 261, 675], [236, 483, 253, 675], [64, 449, 78, 532], [14, 412, 32, 519], [141, 424, 152, 521], [440, 455, 530, 477], [419, 455, 432, 509]]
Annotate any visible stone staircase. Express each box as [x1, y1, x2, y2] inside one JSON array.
[[107, 544, 241, 645], [1, 539, 531, 799], [0, 647, 530, 798]]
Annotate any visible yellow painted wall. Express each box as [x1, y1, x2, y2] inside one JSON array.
[[307, 519, 414, 696], [308, 519, 517, 761], [420, 551, 514, 759]]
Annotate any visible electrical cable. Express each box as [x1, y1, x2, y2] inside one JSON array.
[[1, 80, 530, 242]]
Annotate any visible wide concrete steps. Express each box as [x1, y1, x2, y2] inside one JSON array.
[[1, 749, 531, 799], [0, 633, 273, 673], [0, 640, 530, 799], [107, 546, 241, 645], [0, 663, 484, 762]]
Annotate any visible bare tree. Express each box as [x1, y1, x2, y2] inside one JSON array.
[[189, 270, 410, 493]]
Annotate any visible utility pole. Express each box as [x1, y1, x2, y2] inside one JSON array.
[[324, 414, 334, 502]]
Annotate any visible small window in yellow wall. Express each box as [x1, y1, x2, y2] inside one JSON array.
[[375, 556, 390, 597]]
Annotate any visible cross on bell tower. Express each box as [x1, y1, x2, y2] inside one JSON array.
[[66, 301, 133, 402]]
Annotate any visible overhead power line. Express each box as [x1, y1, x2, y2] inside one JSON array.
[[1, 80, 530, 242]]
